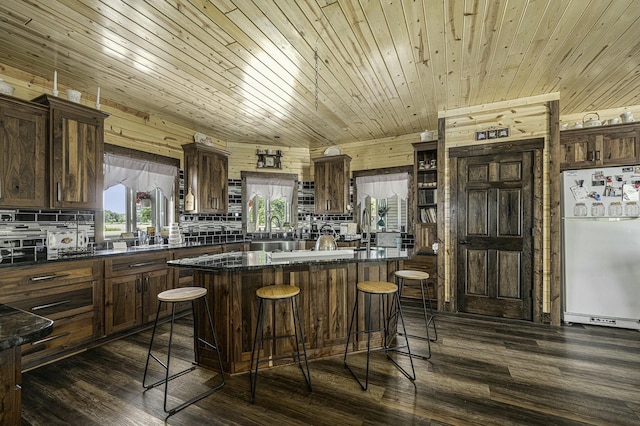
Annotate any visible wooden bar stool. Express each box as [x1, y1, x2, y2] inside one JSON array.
[[142, 287, 225, 416], [343, 281, 415, 391], [250, 284, 312, 402], [394, 270, 438, 360]]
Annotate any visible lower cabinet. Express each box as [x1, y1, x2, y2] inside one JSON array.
[[104, 252, 172, 335], [0, 259, 102, 370]]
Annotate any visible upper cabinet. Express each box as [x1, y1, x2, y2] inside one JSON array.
[[183, 143, 230, 214], [0, 95, 48, 208], [560, 123, 640, 170], [312, 154, 351, 214], [33, 94, 109, 210], [413, 141, 438, 252]]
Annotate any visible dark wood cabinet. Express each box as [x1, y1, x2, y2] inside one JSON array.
[[560, 123, 640, 170], [104, 252, 172, 335], [0, 259, 102, 370], [0, 95, 48, 208], [312, 154, 351, 214], [183, 143, 230, 214], [33, 95, 109, 210]]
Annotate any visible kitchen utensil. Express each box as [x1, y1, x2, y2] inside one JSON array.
[[607, 117, 620, 125], [66, 89, 82, 103], [620, 111, 635, 123], [315, 234, 337, 251], [583, 112, 601, 127]]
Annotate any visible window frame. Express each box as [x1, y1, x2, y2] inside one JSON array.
[[353, 165, 413, 233], [98, 144, 180, 242], [241, 171, 298, 235]]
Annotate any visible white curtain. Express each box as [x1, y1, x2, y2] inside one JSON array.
[[104, 153, 177, 196], [356, 172, 409, 205], [245, 176, 295, 203]]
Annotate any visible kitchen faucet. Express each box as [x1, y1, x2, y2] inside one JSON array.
[[268, 213, 281, 238]]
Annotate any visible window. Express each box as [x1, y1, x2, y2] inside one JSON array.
[[356, 172, 409, 232], [103, 152, 177, 239], [242, 172, 297, 233]]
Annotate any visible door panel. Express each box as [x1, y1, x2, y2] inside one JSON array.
[[457, 151, 533, 320]]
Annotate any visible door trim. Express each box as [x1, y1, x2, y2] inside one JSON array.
[[449, 138, 544, 322]]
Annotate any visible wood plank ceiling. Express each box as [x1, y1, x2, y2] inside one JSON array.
[[0, 0, 639, 149]]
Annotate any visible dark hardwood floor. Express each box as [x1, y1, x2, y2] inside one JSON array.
[[21, 308, 640, 425]]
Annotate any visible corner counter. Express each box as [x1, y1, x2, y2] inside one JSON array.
[[168, 248, 410, 374], [0, 304, 53, 426]]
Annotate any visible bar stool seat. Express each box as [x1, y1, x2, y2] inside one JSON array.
[[250, 284, 311, 402], [395, 270, 438, 360], [143, 286, 225, 416], [343, 280, 415, 390]]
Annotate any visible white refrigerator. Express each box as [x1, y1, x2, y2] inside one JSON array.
[[562, 166, 640, 330]]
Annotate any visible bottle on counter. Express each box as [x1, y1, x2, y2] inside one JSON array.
[[185, 186, 195, 211]]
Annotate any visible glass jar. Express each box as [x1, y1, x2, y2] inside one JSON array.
[[625, 202, 639, 216], [591, 202, 605, 217], [573, 203, 587, 217]]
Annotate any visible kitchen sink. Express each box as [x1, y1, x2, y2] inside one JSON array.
[[249, 239, 304, 252]]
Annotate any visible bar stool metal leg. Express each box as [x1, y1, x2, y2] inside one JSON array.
[[142, 288, 225, 416], [344, 282, 415, 391], [249, 286, 311, 403], [396, 274, 438, 360]]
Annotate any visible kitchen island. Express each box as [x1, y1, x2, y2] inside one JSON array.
[[168, 248, 410, 374], [0, 304, 53, 425]]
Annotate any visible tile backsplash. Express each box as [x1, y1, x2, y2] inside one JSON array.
[[0, 176, 413, 263]]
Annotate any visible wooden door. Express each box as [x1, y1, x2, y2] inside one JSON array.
[[0, 100, 47, 208], [105, 275, 140, 335], [456, 151, 533, 320]]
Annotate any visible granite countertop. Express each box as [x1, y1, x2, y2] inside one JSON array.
[[167, 247, 411, 272], [0, 304, 53, 351]]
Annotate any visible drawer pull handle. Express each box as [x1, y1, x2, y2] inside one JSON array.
[[31, 299, 71, 311], [31, 332, 71, 346], [30, 273, 71, 282], [57, 182, 62, 202], [129, 261, 159, 268]]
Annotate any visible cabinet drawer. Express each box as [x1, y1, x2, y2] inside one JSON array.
[[21, 310, 96, 368], [0, 259, 101, 293], [105, 252, 172, 278], [1, 281, 95, 320]]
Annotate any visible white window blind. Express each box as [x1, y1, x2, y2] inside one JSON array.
[[356, 172, 409, 205], [245, 176, 295, 203], [104, 153, 177, 196]]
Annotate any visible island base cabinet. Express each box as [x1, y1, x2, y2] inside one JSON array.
[[0, 347, 20, 426], [192, 260, 400, 374]]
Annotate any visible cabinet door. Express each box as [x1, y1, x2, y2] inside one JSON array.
[[314, 161, 329, 213], [0, 100, 47, 207], [560, 134, 598, 169], [314, 156, 350, 214], [601, 129, 639, 166], [50, 107, 104, 209], [105, 275, 141, 335], [142, 269, 172, 324]]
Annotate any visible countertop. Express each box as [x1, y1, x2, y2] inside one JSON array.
[[167, 247, 411, 272], [0, 304, 53, 351]]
